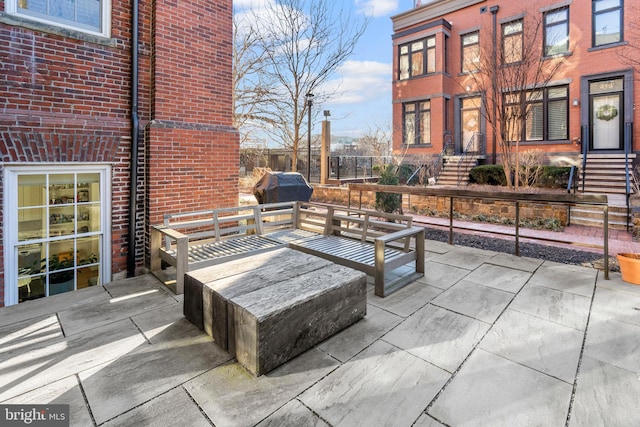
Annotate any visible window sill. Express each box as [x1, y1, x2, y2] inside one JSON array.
[[542, 51, 572, 60], [517, 139, 571, 145], [458, 70, 480, 76], [0, 12, 116, 47], [396, 72, 438, 83], [589, 41, 628, 52], [403, 144, 433, 148]]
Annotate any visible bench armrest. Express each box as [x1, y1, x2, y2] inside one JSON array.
[[150, 225, 189, 294], [374, 226, 424, 244], [152, 225, 189, 242]]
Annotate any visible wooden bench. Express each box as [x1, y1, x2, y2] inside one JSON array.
[[150, 202, 299, 294], [152, 201, 425, 297], [291, 202, 425, 297]]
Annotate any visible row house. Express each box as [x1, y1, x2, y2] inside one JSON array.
[[392, 0, 637, 190], [0, 0, 239, 306]]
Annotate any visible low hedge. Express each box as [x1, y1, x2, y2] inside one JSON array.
[[469, 165, 571, 189], [469, 165, 507, 186]]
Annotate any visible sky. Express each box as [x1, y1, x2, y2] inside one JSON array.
[[234, 0, 417, 140]]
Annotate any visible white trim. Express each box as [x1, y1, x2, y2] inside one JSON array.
[[3, 165, 112, 306], [5, 0, 111, 38]]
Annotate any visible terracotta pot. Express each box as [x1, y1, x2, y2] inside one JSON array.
[[617, 253, 640, 285]]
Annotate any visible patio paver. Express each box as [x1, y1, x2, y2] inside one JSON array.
[[299, 340, 450, 427], [1, 243, 640, 426], [384, 304, 490, 373], [428, 349, 573, 427]]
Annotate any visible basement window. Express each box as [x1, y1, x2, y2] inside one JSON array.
[[6, 0, 111, 37]]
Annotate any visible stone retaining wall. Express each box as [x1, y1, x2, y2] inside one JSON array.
[[311, 185, 569, 225]]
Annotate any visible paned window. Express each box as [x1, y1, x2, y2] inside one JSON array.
[[544, 7, 569, 55], [403, 101, 431, 145], [504, 86, 569, 142], [461, 31, 480, 73], [5, 166, 110, 306], [8, 0, 110, 36], [502, 19, 523, 64], [593, 0, 623, 47], [399, 36, 436, 80]]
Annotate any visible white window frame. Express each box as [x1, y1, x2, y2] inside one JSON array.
[[3, 164, 112, 306], [5, 0, 112, 38]]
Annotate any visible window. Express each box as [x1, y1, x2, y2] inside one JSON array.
[[7, 0, 110, 36], [504, 86, 569, 142], [544, 7, 569, 55], [461, 31, 480, 73], [4, 166, 110, 306], [403, 101, 431, 145], [444, 34, 449, 74], [399, 36, 436, 80], [593, 0, 622, 47], [502, 19, 523, 64]]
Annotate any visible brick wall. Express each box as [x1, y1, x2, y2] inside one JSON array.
[[392, 1, 640, 160], [0, 0, 238, 305], [146, 0, 238, 227], [0, 7, 141, 304]]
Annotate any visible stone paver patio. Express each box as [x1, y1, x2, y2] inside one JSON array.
[[1, 240, 639, 426]]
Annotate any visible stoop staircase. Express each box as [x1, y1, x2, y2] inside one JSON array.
[[436, 156, 479, 186], [570, 153, 635, 230]]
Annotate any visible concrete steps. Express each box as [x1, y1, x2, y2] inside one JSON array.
[[579, 153, 635, 194], [436, 156, 478, 186], [570, 203, 630, 230], [571, 154, 635, 229]]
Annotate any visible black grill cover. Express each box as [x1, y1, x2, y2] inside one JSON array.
[[253, 172, 313, 204]]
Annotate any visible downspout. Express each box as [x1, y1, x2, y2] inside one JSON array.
[[127, 0, 140, 277]]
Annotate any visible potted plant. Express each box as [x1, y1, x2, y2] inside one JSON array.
[[617, 253, 640, 285], [44, 254, 75, 294]]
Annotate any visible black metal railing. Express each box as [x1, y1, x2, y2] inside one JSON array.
[[625, 122, 633, 230], [581, 124, 588, 192], [457, 132, 483, 185], [435, 131, 454, 182], [329, 156, 386, 181]]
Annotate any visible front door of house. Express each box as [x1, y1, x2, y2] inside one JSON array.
[[460, 96, 481, 153], [590, 78, 624, 151]]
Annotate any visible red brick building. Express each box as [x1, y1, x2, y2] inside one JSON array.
[[392, 0, 637, 188], [0, 0, 238, 306]]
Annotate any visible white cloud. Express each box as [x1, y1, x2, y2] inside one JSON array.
[[355, 0, 399, 17], [322, 60, 390, 105], [234, 0, 273, 11]]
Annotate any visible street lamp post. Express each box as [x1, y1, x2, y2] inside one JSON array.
[[306, 93, 314, 182]]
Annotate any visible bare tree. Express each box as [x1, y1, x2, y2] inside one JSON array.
[[618, 3, 640, 70], [239, 0, 367, 171], [233, 13, 281, 148], [357, 123, 393, 158], [461, 12, 567, 190]]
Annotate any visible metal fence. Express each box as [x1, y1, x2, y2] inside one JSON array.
[[240, 148, 390, 183]]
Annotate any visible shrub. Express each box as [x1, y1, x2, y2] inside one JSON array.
[[469, 165, 507, 186], [517, 149, 546, 187], [538, 166, 571, 188], [469, 164, 570, 189], [375, 165, 401, 214], [397, 163, 416, 185]]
